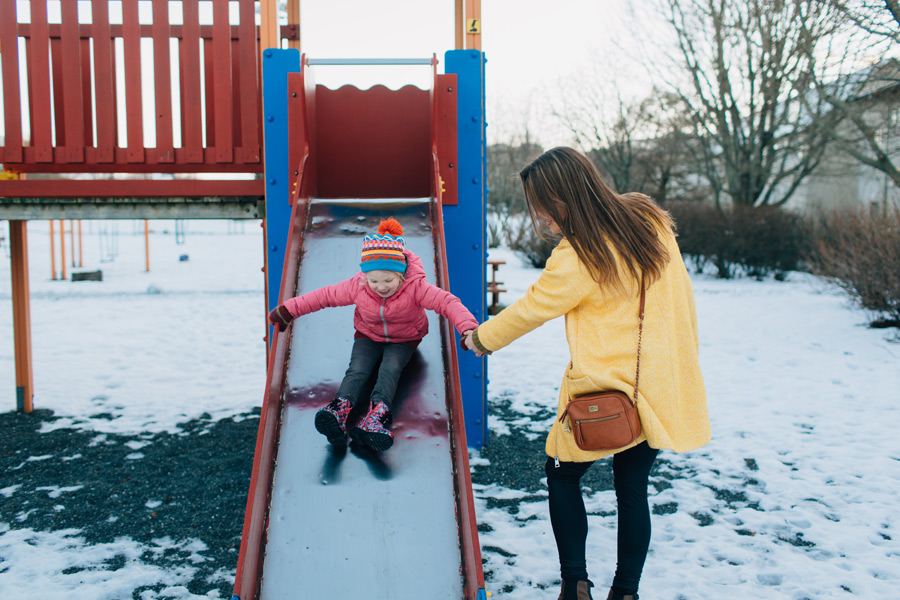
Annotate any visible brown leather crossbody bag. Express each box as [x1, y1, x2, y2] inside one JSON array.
[[558, 283, 646, 452]]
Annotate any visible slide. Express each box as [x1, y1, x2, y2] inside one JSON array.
[[232, 197, 485, 599]]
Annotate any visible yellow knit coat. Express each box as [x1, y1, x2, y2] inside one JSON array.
[[475, 233, 710, 462]]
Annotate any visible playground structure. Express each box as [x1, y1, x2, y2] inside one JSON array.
[[3, 1, 489, 598], [226, 47, 488, 597], [1, 0, 284, 414]]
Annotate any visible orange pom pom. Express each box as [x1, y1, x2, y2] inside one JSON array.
[[377, 218, 404, 237]]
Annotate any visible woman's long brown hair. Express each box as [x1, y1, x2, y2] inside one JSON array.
[[519, 146, 673, 291]]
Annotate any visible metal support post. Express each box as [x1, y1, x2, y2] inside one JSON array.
[[59, 220, 67, 280], [49, 220, 57, 279], [144, 220, 150, 272], [445, 49, 488, 447], [262, 49, 303, 339], [9, 221, 34, 412]]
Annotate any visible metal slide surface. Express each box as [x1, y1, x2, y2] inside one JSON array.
[[258, 198, 466, 599]]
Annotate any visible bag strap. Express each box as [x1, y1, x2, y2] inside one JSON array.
[[559, 276, 647, 423], [631, 276, 646, 406]]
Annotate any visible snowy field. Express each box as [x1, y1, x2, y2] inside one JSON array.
[[1, 219, 899, 599], [472, 248, 900, 600]]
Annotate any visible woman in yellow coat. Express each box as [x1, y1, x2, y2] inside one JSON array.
[[464, 147, 710, 600]]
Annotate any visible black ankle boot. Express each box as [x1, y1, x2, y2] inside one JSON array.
[[559, 579, 594, 600], [606, 589, 639, 600]]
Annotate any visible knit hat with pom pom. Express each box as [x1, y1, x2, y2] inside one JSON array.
[[360, 218, 407, 274]]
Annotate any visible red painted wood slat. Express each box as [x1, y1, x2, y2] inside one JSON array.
[[60, 0, 85, 162], [16, 23, 300, 43], [152, 0, 174, 162], [0, 0, 23, 162], [238, 0, 260, 163], [27, 0, 53, 163], [81, 37, 94, 148], [435, 74, 459, 206], [24, 39, 35, 158], [203, 38, 216, 148], [0, 177, 264, 198], [180, 0, 204, 163], [122, 0, 145, 163], [231, 39, 242, 148], [287, 72, 310, 203], [15, 146, 263, 173], [50, 38, 66, 148], [211, 0, 233, 163], [111, 41, 121, 154], [91, 0, 116, 163]]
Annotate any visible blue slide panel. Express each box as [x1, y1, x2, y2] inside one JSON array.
[[445, 49, 488, 448], [262, 49, 302, 317]]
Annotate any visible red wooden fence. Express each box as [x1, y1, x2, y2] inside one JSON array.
[[1, 1, 297, 197]]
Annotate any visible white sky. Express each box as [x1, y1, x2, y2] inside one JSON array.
[[297, 0, 662, 145], [0, 1, 667, 151]]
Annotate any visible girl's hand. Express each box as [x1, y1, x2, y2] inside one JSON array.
[[462, 330, 484, 357]]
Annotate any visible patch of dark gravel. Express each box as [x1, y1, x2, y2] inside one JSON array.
[[472, 426, 677, 519], [472, 395, 618, 496], [2, 400, 760, 598], [471, 429, 620, 496], [471, 395, 672, 511], [0, 408, 259, 600]]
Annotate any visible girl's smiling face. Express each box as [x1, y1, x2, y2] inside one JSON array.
[[365, 270, 403, 298]]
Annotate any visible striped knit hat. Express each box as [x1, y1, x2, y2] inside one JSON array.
[[360, 218, 407, 274]]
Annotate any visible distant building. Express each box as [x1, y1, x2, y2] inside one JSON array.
[[790, 59, 900, 213]]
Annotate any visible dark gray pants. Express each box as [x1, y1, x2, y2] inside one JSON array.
[[336, 337, 416, 410]]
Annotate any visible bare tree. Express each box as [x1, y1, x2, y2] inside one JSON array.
[[486, 135, 543, 246], [555, 81, 713, 204], [660, 0, 838, 208], [629, 91, 718, 205], [830, 0, 900, 42], [799, 2, 900, 190], [555, 89, 647, 193], [486, 135, 542, 216]]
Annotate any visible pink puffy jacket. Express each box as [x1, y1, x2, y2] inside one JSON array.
[[283, 250, 479, 343]]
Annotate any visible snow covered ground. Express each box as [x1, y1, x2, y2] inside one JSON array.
[[0, 219, 267, 435], [1, 219, 899, 599], [474, 248, 900, 600]]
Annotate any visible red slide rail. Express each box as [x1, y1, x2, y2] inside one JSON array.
[[232, 153, 309, 600], [432, 160, 486, 599], [431, 59, 484, 598]]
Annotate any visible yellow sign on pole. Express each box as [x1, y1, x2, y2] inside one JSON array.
[[466, 18, 481, 34]]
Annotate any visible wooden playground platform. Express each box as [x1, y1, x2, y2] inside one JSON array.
[[0, 0, 295, 218]]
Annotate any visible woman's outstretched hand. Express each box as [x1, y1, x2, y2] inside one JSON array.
[[462, 330, 484, 357], [268, 305, 295, 332]]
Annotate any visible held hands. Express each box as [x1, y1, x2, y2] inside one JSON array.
[[461, 330, 484, 357], [268, 305, 295, 332]]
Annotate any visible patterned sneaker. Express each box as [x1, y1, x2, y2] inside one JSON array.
[[314, 397, 352, 445], [350, 400, 394, 451]]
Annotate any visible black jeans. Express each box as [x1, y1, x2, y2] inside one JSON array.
[[336, 337, 415, 410], [544, 442, 659, 595]]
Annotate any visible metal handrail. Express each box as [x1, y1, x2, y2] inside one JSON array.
[[306, 57, 434, 66]]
